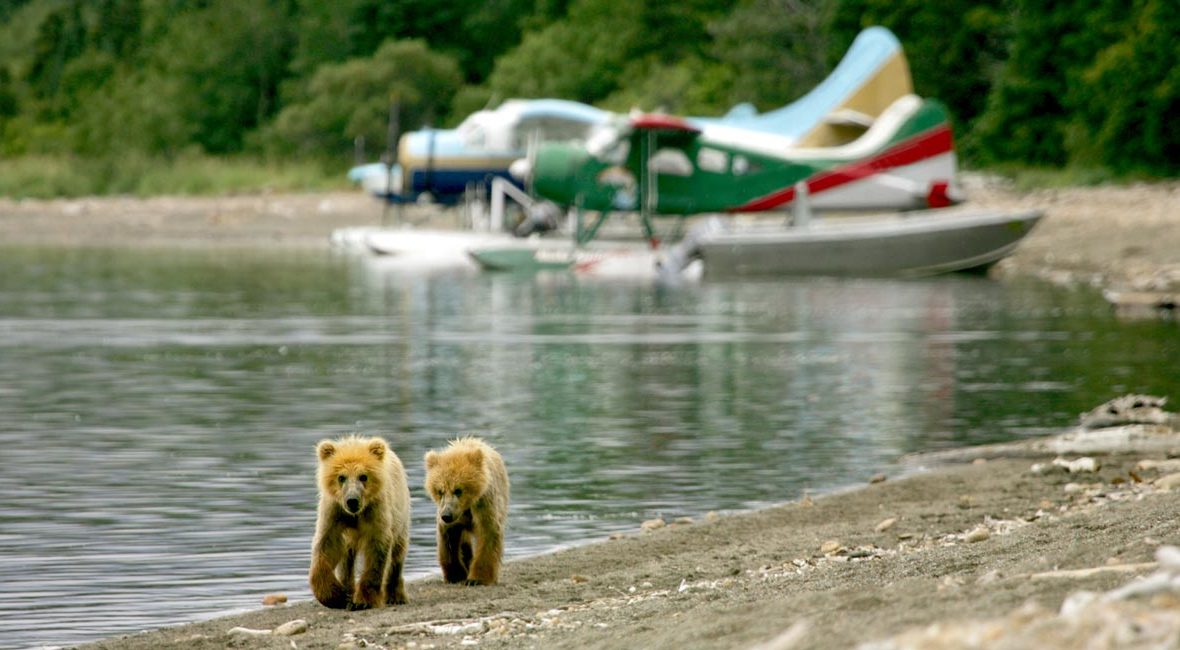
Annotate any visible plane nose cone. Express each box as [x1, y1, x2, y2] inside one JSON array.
[[533, 144, 588, 205], [509, 157, 531, 181]]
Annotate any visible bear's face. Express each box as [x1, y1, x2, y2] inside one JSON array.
[[317, 437, 387, 516], [424, 447, 486, 526]]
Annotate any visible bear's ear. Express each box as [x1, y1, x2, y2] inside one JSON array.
[[316, 440, 336, 461], [368, 438, 387, 459], [465, 447, 484, 468], [424, 450, 439, 470]]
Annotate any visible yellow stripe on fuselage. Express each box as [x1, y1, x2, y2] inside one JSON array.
[[398, 137, 519, 172], [399, 153, 519, 171]]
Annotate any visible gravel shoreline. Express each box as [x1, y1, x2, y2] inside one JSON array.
[[5, 178, 1176, 648], [80, 416, 1180, 650]]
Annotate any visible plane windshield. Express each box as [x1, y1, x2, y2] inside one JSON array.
[[461, 125, 485, 147], [649, 149, 693, 176], [586, 124, 629, 164], [509, 118, 597, 150]]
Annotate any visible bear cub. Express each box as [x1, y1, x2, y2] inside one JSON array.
[[310, 435, 411, 609], [424, 436, 510, 585]]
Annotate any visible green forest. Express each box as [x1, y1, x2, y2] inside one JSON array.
[[0, 0, 1176, 197]]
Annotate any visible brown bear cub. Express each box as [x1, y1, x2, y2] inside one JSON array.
[[424, 437, 510, 585], [310, 435, 411, 609]]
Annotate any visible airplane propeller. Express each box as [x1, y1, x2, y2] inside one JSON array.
[[509, 128, 541, 193]]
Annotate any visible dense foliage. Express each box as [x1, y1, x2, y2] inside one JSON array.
[[0, 0, 1175, 195]]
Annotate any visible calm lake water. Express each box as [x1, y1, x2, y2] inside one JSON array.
[[0, 245, 1175, 648]]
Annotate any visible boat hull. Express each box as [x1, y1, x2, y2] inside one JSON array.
[[696, 209, 1043, 279], [468, 240, 672, 280]]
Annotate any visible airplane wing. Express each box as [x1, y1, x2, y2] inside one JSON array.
[[629, 114, 701, 137]]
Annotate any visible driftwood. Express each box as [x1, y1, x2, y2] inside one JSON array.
[[904, 424, 1180, 466], [386, 611, 526, 636], [1079, 394, 1171, 429], [1029, 563, 1158, 581], [905, 395, 1177, 466]]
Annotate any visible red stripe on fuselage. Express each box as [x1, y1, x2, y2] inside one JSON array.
[[733, 125, 954, 212]]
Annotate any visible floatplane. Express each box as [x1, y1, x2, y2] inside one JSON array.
[[337, 27, 1041, 279], [468, 93, 1041, 279], [349, 26, 913, 208], [338, 27, 926, 263]]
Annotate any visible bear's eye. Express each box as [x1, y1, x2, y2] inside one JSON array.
[[453, 488, 463, 497], [358, 474, 368, 483], [337, 475, 346, 484]]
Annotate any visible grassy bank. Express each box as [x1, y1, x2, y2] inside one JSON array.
[[965, 164, 1165, 192], [0, 154, 351, 199], [1, 149, 1170, 201]]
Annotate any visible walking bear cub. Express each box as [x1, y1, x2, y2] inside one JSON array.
[[310, 435, 411, 609], [424, 437, 510, 585]]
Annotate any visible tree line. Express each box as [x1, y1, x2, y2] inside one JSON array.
[[0, 0, 1175, 195]]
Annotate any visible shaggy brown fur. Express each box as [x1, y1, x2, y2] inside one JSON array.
[[424, 437, 510, 585], [309, 435, 410, 609]]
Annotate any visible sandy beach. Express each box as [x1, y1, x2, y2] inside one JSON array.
[[3, 177, 1178, 649]]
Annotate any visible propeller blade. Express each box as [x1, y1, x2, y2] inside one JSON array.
[[508, 157, 531, 182]]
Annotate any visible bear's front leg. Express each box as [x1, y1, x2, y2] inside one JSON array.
[[464, 516, 503, 586], [351, 538, 392, 610], [438, 524, 469, 583], [386, 534, 409, 605], [342, 547, 356, 587], [309, 532, 350, 609]]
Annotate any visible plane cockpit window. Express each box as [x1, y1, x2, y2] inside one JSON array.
[[463, 126, 485, 148], [697, 147, 728, 173], [649, 149, 693, 176]]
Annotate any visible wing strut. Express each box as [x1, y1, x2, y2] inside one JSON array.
[[637, 128, 659, 248]]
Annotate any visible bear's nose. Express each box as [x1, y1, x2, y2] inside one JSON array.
[[440, 509, 454, 524], [345, 497, 360, 513]]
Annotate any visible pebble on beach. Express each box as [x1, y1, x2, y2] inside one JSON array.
[[875, 517, 897, 533], [641, 517, 666, 532], [820, 540, 843, 554], [1153, 472, 1180, 490], [964, 526, 991, 543], [1054, 456, 1101, 473], [261, 593, 287, 606]]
